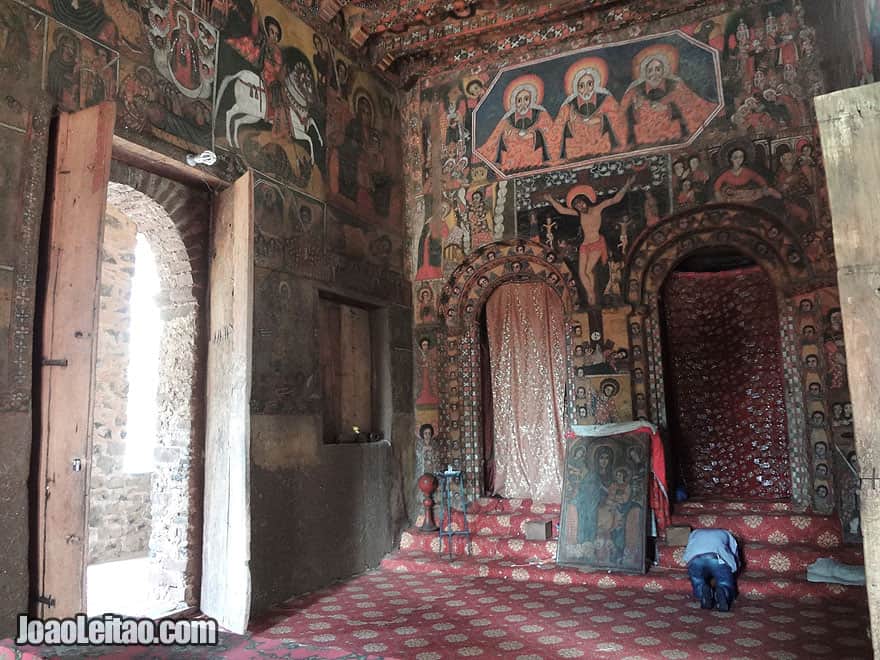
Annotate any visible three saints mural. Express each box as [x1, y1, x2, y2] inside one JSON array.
[[473, 32, 723, 177]]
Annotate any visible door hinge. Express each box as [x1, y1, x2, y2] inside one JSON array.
[[41, 358, 68, 367], [36, 594, 56, 608]]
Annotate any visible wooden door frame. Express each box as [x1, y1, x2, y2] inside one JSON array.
[[201, 171, 253, 634], [34, 115, 248, 620]]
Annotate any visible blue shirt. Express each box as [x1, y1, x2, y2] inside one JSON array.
[[682, 528, 739, 572]]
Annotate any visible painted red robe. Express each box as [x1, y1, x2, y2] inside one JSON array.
[[554, 92, 624, 160], [170, 25, 200, 91], [713, 167, 769, 201], [621, 79, 716, 147], [479, 108, 554, 171]]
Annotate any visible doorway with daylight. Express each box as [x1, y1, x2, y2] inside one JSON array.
[[84, 176, 209, 617], [31, 104, 253, 633]]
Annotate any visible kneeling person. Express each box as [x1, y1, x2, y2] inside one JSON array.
[[682, 528, 739, 611]]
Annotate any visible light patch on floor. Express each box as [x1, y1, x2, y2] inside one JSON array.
[[87, 557, 177, 618]]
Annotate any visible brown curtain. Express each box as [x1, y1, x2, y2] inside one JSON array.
[[486, 282, 566, 503]]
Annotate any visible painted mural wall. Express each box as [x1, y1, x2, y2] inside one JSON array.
[[0, 0, 410, 630], [406, 0, 861, 529]]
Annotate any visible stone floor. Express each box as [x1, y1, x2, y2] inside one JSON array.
[[87, 557, 179, 618]]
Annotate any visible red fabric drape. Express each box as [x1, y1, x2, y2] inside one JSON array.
[[645, 427, 670, 533], [486, 283, 566, 503]]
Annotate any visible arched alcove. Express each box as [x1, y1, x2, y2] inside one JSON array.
[[435, 239, 578, 501], [623, 204, 815, 509]]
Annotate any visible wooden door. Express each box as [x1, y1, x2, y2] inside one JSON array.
[[34, 102, 115, 617], [201, 171, 253, 634]]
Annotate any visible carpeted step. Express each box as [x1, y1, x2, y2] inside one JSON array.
[[670, 510, 844, 546], [381, 549, 867, 603], [425, 509, 561, 537], [656, 541, 864, 577], [401, 528, 557, 562], [674, 499, 798, 514], [467, 497, 562, 516]]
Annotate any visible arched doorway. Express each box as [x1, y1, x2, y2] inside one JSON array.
[[438, 240, 578, 501], [623, 204, 816, 508], [659, 251, 790, 501], [85, 171, 209, 616]]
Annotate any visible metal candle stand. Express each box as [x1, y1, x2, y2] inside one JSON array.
[[436, 467, 471, 557]]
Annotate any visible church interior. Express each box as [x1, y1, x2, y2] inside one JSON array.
[[0, 0, 879, 657]]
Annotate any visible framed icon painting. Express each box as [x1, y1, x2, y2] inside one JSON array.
[[557, 432, 650, 573]]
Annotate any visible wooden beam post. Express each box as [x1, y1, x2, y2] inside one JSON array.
[[816, 82, 880, 656]]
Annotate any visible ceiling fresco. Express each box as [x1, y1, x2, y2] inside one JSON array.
[[315, 0, 724, 82]]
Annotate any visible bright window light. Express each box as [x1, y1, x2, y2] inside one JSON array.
[[123, 234, 161, 474]]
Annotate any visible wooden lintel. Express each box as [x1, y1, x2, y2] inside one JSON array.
[[111, 134, 229, 191]]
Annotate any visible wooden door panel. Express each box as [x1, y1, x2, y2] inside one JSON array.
[[202, 171, 253, 634], [36, 102, 115, 617]]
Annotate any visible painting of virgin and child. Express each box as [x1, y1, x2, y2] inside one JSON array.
[[557, 434, 650, 572]]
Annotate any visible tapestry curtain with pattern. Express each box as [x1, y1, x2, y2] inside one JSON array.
[[486, 282, 567, 503]]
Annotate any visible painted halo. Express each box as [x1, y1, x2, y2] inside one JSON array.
[[566, 184, 597, 207], [502, 73, 545, 113], [632, 43, 680, 81]]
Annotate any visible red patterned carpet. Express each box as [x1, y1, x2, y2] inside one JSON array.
[[2, 497, 871, 659], [3, 566, 870, 659]]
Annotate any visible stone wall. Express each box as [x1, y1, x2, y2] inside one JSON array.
[[88, 209, 152, 564]]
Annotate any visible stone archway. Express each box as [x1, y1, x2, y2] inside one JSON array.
[[623, 204, 815, 509], [87, 164, 209, 613], [436, 239, 578, 501]]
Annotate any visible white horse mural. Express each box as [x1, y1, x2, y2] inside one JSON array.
[[215, 63, 323, 160]]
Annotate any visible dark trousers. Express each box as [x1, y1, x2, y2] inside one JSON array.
[[687, 554, 736, 603]]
